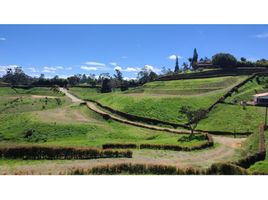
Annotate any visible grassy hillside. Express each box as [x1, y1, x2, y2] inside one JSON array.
[[197, 103, 265, 133], [70, 76, 247, 124], [134, 76, 246, 95], [225, 75, 268, 103], [0, 87, 206, 148]]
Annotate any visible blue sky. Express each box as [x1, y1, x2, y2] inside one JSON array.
[[1, 25, 268, 79]]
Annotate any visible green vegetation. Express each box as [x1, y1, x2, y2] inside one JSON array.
[[70, 76, 246, 124], [247, 131, 268, 174], [197, 103, 265, 133], [0, 87, 207, 149], [225, 76, 268, 103]]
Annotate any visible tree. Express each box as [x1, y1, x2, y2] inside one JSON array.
[[3, 67, 30, 85], [188, 58, 193, 69], [212, 53, 237, 68], [100, 78, 112, 93], [114, 69, 123, 82], [161, 66, 173, 76], [182, 62, 189, 72], [192, 48, 198, 70], [174, 56, 180, 73], [179, 106, 208, 135], [67, 75, 80, 86], [240, 57, 247, 62], [137, 66, 158, 84]]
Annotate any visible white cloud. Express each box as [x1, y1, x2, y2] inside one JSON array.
[[85, 61, 105, 66], [0, 37, 6, 41], [42, 69, 56, 73], [43, 66, 57, 71], [81, 66, 98, 71], [125, 67, 139, 72], [144, 64, 154, 71], [41, 66, 64, 73], [123, 77, 137, 81], [27, 67, 38, 73], [110, 62, 117, 66], [168, 55, 182, 60], [121, 56, 128, 59], [0, 65, 19, 74], [114, 66, 122, 71], [255, 32, 268, 39], [65, 67, 72, 70]]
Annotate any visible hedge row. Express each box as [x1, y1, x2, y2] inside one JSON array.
[[67, 162, 247, 175], [156, 68, 268, 81], [102, 143, 137, 149], [234, 123, 266, 169], [102, 134, 213, 151], [0, 146, 132, 160]]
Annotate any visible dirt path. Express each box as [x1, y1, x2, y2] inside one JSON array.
[[0, 137, 245, 174], [59, 88, 84, 104]]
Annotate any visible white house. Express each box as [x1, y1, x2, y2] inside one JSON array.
[[254, 92, 268, 105]]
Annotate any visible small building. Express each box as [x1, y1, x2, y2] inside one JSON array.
[[254, 92, 268, 105]]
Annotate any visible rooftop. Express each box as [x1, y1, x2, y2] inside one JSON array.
[[253, 92, 268, 97]]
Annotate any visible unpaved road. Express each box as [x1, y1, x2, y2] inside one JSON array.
[[59, 88, 84, 103]]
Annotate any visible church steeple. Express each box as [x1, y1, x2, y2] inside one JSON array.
[[174, 56, 179, 73]]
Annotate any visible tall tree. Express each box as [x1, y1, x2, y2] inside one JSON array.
[[192, 48, 198, 70], [100, 78, 112, 93], [174, 56, 180, 73]]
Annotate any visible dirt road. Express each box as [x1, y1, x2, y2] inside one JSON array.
[[59, 88, 84, 104]]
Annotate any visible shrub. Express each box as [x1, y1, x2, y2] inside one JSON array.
[[102, 143, 137, 149], [212, 53, 237, 68], [68, 163, 204, 175], [207, 163, 248, 175], [0, 146, 132, 160]]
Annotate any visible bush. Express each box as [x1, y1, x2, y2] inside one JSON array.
[[207, 163, 248, 175], [68, 163, 204, 175], [0, 146, 132, 160], [102, 143, 137, 149], [212, 53, 237, 68]]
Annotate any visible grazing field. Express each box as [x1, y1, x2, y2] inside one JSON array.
[[70, 76, 247, 124], [133, 76, 247, 95], [197, 103, 265, 133], [0, 87, 207, 148]]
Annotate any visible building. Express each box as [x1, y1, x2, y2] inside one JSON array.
[[253, 92, 268, 105]]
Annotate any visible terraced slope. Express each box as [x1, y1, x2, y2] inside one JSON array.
[[70, 76, 248, 124]]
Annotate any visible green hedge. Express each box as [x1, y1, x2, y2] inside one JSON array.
[[234, 123, 266, 168], [102, 143, 137, 149], [0, 146, 132, 160], [67, 162, 247, 175]]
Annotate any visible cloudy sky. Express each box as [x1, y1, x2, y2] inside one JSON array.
[[1, 24, 268, 79]]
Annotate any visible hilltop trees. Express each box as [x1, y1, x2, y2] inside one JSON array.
[[138, 66, 158, 84], [212, 53, 237, 68], [182, 62, 189, 72], [2, 67, 31, 85]]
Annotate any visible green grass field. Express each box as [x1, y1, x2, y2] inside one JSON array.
[[70, 76, 247, 124], [0, 87, 207, 148], [197, 103, 265, 133], [225, 75, 268, 103]]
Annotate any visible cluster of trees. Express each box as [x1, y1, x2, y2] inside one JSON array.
[[212, 53, 268, 69]]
